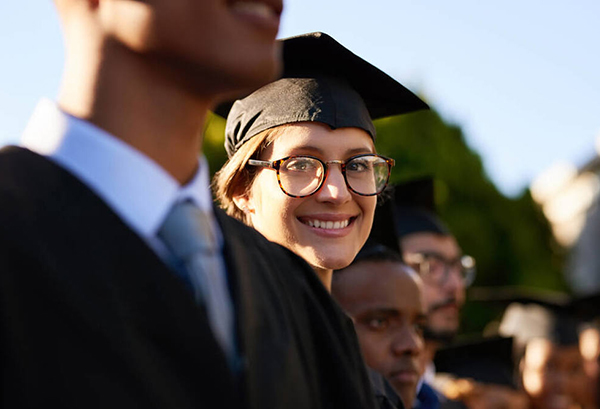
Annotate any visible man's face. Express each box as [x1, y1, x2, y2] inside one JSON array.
[[99, 0, 283, 96], [332, 260, 427, 408], [401, 232, 466, 340]]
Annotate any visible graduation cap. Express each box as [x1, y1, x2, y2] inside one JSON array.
[[434, 336, 517, 388], [364, 187, 403, 255], [569, 291, 600, 324], [469, 286, 580, 348], [341, 189, 404, 266], [392, 177, 450, 238], [468, 286, 571, 308], [216, 32, 429, 157]]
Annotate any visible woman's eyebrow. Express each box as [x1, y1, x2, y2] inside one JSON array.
[[287, 146, 324, 155], [287, 146, 374, 156], [345, 147, 375, 156]]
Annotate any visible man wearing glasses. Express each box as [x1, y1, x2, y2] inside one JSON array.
[[390, 178, 475, 408]]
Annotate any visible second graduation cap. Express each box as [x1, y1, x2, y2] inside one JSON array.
[[365, 187, 403, 256], [469, 286, 580, 348], [367, 178, 450, 260], [434, 336, 517, 388], [392, 177, 450, 238], [217, 32, 429, 157]]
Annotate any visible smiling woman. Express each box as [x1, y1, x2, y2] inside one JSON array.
[[237, 122, 382, 279], [213, 31, 429, 409], [214, 32, 428, 288]]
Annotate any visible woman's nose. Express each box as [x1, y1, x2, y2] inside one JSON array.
[[315, 165, 351, 204]]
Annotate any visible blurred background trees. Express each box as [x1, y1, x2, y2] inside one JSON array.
[[203, 106, 568, 335]]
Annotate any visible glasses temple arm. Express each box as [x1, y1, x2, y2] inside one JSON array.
[[247, 159, 274, 169]]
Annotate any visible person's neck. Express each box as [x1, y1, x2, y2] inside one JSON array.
[[57, 39, 213, 185], [313, 266, 333, 292]]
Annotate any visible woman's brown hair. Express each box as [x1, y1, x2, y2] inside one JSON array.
[[213, 126, 289, 225]]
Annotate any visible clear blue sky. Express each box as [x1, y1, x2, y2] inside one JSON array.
[[1, 1, 599, 196]]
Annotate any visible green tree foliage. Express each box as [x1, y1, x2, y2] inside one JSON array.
[[203, 112, 228, 175], [204, 107, 567, 334]]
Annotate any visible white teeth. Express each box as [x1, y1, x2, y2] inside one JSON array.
[[304, 219, 350, 229], [231, 2, 276, 19]]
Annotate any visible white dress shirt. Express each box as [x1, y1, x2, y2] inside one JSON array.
[[20, 98, 222, 261], [21, 99, 237, 363]]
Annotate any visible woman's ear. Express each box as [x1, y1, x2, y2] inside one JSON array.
[[233, 194, 255, 215]]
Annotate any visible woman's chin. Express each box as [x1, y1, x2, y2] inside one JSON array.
[[309, 253, 355, 272]]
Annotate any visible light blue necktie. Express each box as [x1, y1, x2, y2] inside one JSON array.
[[158, 201, 235, 362]]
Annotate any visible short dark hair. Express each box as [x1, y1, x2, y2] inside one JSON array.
[[335, 241, 403, 274]]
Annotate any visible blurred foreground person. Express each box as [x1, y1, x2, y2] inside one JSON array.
[[333, 244, 427, 409], [0, 1, 374, 408], [215, 32, 429, 409]]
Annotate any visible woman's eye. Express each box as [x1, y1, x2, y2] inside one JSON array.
[[347, 160, 370, 172], [285, 159, 316, 172]]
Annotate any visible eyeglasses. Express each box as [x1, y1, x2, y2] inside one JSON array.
[[404, 252, 476, 287], [248, 154, 395, 198]]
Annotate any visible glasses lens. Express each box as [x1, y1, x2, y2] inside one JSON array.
[[279, 157, 324, 196], [346, 155, 389, 195], [461, 255, 476, 286], [423, 255, 445, 283], [412, 253, 475, 287]]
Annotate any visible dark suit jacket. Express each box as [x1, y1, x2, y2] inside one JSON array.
[[0, 146, 377, 409]]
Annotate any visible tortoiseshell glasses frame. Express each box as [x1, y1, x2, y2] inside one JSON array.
[[247, 154, 395, 198]]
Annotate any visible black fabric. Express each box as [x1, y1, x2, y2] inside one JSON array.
[[365, 179, 448, 262], [0, 146, 378, 409], [366, 190, 403, 256], [569, 291, 600, 323], [368, 368, 405, 409], [224, 76, 375, 156], [434, 337, 516, 388], [218, 32, 429, 157], [392, 178, 450, 238]]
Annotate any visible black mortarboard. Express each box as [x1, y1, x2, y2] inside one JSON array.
[[569, 291, 600, 323], [469, 286, 580, 347], [434, 336, 516, 388], [345, 188, 404, 266], [392, 178, 450, 238], [216, 32, 429, 157], [468, 286, 571, 308], [365, 188, 403, 255]]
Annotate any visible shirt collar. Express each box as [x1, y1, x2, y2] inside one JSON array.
[[20, 98, 214, 240]]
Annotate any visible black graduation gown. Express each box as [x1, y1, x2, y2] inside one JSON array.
[[368, 368, 405, 409], [0, 146, 377, 409]]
